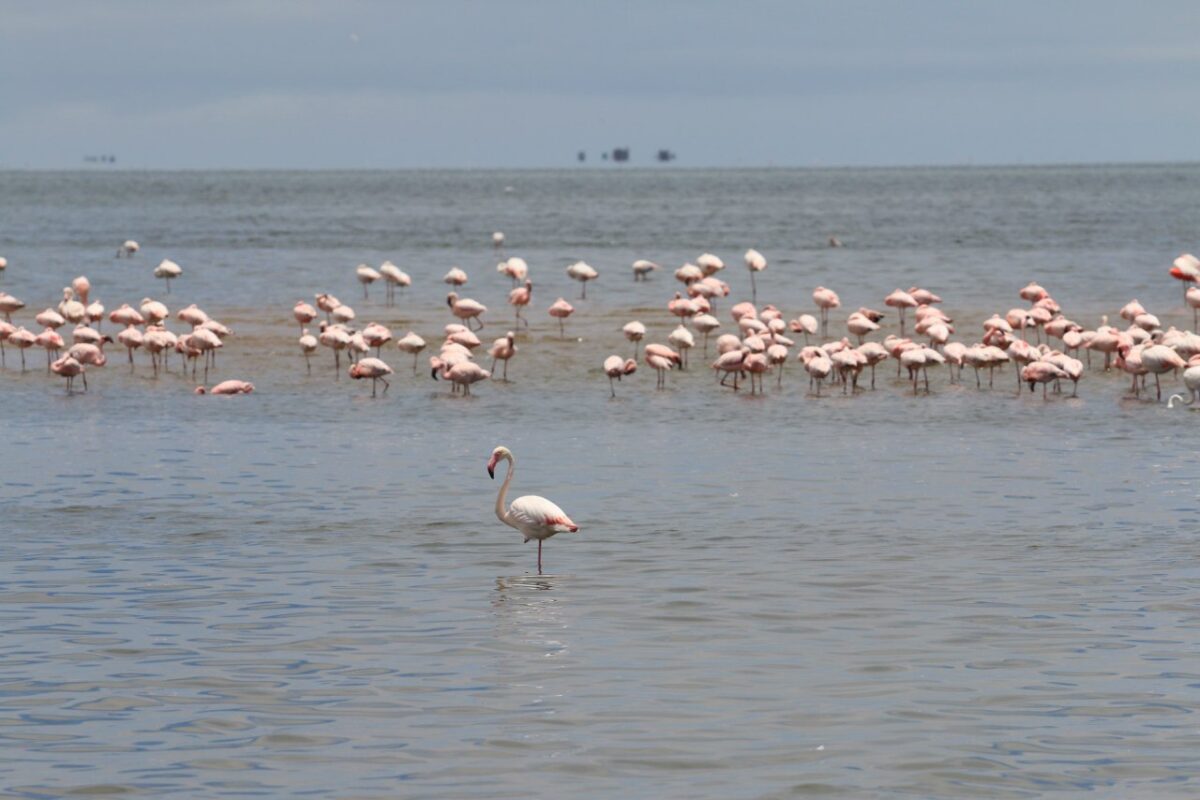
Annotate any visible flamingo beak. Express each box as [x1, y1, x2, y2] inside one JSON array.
[[486, 455, 497, 479]]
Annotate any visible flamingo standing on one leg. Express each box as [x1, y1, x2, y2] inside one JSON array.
[[487, 446, 579, 575], [603, 354, 637, 397]]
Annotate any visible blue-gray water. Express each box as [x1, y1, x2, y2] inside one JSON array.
[[2, 166, 1199, 798]]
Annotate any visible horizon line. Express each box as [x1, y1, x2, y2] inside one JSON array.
[[2, 158, 1199, 173]]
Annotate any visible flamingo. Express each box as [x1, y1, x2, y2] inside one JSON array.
[[349, 357, 393, 396], [299, 328, 318, 372], [696, 253, 724, 276], [1170, 253, 1200, 300], [632, 260, 659, 281], [884, 289, 918, 335], [1168, 356, 1200, 406], [444, 267, 469, 287], [603, 355, 637, 397], [498, 257, 528, 284], [442, 361, 489, 395], [548, 298, 575, 338], [356, 264, 381, 299], [0, 292, 25, 322], [1022, 361, 1067, 399], [447, 292, 486, 330], [396, 331, 427, 373], [566, 261, 598, 299], [154, 259, 182, 292], [674, 263, 703, 285], [72, 276, 91, 305], [744, 248, 767, 303], [379, 261, 411, 305], [645, 343, 681, 389], [7, 327, 35, 370], [509, 280, 532, 328], [692, 313, 720, 354], [668, 324, 694, 368], [487, 446, 579, 575], [622, 320, 646, 359], [207, 380, 255, 395], [489, 331, 517, 380], [361, 322, 392, 355], [118, 240, 139, 257], [812, 286, 840, 337], [493, 231, 505, 252], [51, 355, 84, 393], [1141, 344, 1186, 401]]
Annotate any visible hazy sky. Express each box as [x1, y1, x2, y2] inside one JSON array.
[[3, 1, 1198, 168]]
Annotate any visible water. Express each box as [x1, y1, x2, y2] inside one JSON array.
[[1, 165, 1200, 798]]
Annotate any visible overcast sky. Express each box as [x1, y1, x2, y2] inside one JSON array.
[[3, 1, 1198, 169]]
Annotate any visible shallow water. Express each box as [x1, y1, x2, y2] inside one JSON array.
[[2, 166, 1200, 798]]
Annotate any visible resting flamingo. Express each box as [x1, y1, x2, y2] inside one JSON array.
[[603, 355, 637, 397], [487, 446, 579, 575]]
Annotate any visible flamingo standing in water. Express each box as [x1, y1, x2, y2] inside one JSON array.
[[447, 292, 486, 330], [489, 331, 517, 380], [603, 355, 637, 397], [396, 331, 427, 373], [566, 261, 598, 299], [548, 298, 575, 338], [487, 446, 579, 575], [349, 357, 393, 396], [508, 280, 532, 328], [744, 248, 767, 304]]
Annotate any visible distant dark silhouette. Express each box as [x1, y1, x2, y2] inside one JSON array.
[[577, 150, 586, 162], [611, 147, 629, 163], [657, 149, 676, 163]]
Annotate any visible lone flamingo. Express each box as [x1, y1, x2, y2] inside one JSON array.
[[487, 446, 579, 575]]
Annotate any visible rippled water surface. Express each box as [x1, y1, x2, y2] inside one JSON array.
[[2, 166, 1200, 798]]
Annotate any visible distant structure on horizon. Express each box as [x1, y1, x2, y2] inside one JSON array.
[[584, 147, 676, 165], [84, 155, 117, 164]]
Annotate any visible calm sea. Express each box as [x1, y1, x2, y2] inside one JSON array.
[[1, 165, 1199, 798]]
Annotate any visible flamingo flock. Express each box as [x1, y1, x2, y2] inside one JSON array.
[[4, 236, 1200, 407]]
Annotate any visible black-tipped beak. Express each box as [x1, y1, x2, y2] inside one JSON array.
[[488, 466, 495, 479], [431, 368, 439, 380]]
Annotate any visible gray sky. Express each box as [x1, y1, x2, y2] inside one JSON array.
[[3, 0, 1198, 168]]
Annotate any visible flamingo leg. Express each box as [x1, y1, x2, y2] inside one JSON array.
[[537, 540, 543, 575]]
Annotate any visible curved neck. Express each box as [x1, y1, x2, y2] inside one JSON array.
[[495, 456, 515, 524]]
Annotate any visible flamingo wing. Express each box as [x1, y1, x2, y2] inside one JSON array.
[[509, 495, 579, 533]]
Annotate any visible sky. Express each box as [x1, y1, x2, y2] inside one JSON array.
[[2, 0, 1199, 169]]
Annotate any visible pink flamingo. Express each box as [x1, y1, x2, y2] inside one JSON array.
[[348, 357, 393, 396], [396, 332, 427, 373], [812, 286, 840, 337], [548, 298, 574, 338], [566, 261, 598, 298], [447, 292, 486, 330], [51, 355, 84, 393], [603, 355, 637, 397], [294, 301, 318, 333], [744, 248, 767, 303], [203, 380, 255, 395], [489, 332, 517, 380], [509, 280, 532, 328], [884, 289, 918, 335], [487, 446, 579, 575], [645, 343, 681, 389]]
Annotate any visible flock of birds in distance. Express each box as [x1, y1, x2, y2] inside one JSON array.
[[2, 234, 1200, 409]]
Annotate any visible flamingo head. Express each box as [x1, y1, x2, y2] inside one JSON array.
[[487, 445, 513, 479], [194, 386, 206, 395]]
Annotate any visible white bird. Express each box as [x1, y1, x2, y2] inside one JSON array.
[[566, 261, 599, 299], [154, 259, 182, 293]]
